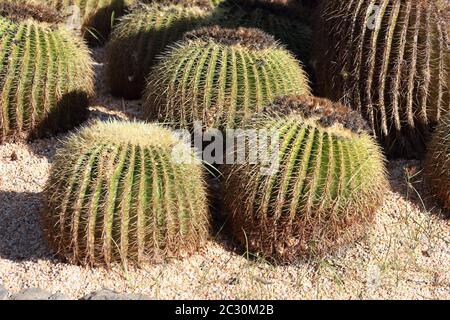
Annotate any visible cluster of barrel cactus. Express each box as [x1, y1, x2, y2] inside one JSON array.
[[1, 0, 447, 268]]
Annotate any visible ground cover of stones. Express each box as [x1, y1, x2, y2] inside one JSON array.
[[0, 48, 449, 300]]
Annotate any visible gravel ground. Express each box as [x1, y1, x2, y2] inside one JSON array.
[[0, 48, 448, 300]]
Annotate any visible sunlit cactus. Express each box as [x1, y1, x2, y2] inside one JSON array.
[[106, 1, 212, 99], [222, 95, 388, 262], [41, 120, 210, 266], [0, 16, 93, 143], [144, 26, 311, 129], [315, 0, 450, 158]]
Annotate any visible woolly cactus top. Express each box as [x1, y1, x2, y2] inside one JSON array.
[[64, 120, 185, 148], [183, 26, 278, 49], [264, 96, 371, 135], [141, 0, 214, 10], [0, 1, 63, 23]]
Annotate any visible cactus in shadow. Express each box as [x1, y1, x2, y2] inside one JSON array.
[[211, 0, 312, 66], [41, 120, 210, 266], [106, 1, 213, 99], [221, 95, 388, 262], [144, 26, 311, 129], [0, 16, 93, 143], [315, 0, 450, 158], [424, 112, 450, 212]]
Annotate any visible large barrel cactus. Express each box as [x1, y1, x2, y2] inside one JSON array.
[[106, 1, 213, 99], [145, 26, 311, 129], [222, 95, 387, 262], [0, 16, 93, 143], [211, 0, 312, 65], [41, 120, 210, 266], [424, 112, 450, 212], [315, 0, 450, 158]]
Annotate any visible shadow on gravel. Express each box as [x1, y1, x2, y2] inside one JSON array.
[[387, 160, 448, 218], [0, 191, 53, 262]]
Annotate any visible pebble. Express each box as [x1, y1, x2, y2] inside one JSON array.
[[0, 285, 8, 300]]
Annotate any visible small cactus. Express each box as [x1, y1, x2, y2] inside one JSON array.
[[106, 1, 212, 99], [0, 16, 93, 143], [41, 120, 210, 266], [212, 0, 312, 65], [424, 112, 450, 212], [144, 26, 311, 129], [221, 95, 388, 262], [315, 0, 450, 158]]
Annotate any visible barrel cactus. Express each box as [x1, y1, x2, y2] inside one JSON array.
[[41, 120, 210, 266], [424, 112, 450, 212], [221, 95, 388, 262], [0, 16, 93, 143], [0, 0, 63, 23], [211, 0, 312, 65], [315, 0, 450, 158], [106, 1, 213, 99], [145, 26, 311, 129]]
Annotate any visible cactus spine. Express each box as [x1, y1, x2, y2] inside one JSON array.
[[424, 112, 450, 212], [315, 0, 450, 158], [222, 96, 388, 262], [144, 26, 311, 129], [106, 2, 212, 99], [42, 120, 210, 266], [0, 17, 93, 143]]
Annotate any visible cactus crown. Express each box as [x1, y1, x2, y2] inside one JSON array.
[[143, 0, 214, 10], [264, 95, 371, 134], [0, 1, 63, 23], [183, 26, 278, 49], [222, 95, 387, 261], [42, 120, 210, 266]]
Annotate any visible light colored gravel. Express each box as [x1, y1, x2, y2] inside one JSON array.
[[0, 47, 448, 300]]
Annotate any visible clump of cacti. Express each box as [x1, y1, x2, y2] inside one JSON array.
[[43, 0, 131, 44], [41, 120, 210, 266], [0, 0, 63, 23], [0, 16, 93, 143], [221, 95, 387, 262], [423, 112, 450, 212], [106, 1, 213, 99], [315, 0, 450, 158], [145, 26, 311, 129], [211, 0, 312, 65]]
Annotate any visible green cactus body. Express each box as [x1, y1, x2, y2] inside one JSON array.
[[221, 96, 387, 262], [106, 2, 212, 99], [145, 27, 311, 129], [0, 17, 93, 143], [315, 0, 450, 158], [212, 0, 312, 65], [424, 113, 450, 212], [42, 120, 210, 266]]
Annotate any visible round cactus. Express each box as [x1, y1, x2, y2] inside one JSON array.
[[211, 0, 312, 65], [424, 112, 450, 212], [221, 95, 388, 262], [145, 26, 311, 129], [315, 0, 450, 158], [106, 1, 213, 99], [0, 0, 63, 23], [0, 16, 93, 143], [41, 120, 210, 266]]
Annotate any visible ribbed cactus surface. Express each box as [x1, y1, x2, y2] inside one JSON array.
[[424, 113, 450, 212], [212, 0, 312, 65], [145, 26, 311, 129], [0, 17, 93, 143], [316, 0, 450, 158], [222, 96, 387, 262], [106, 2, 212, 99], [42, 120, 210, 266]]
